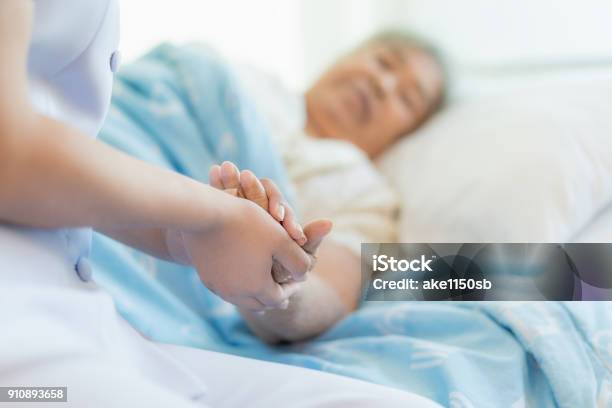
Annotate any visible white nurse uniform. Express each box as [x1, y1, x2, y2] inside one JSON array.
[[0, 1, 441, 406]]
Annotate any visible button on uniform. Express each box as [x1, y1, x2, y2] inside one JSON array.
[[110, 50, 121, 73], [75, 256, 93, 282]]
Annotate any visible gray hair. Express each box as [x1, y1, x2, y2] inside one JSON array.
[[360, 29, 450, 105]]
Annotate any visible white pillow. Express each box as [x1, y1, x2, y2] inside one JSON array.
[[377, 80, 612, 243]]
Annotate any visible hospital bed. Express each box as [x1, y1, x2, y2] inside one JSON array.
[[91, 42, 612, 408]]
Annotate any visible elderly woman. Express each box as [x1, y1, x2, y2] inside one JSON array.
[[232, 30, 445, 342], [93, 30, 446, 345]]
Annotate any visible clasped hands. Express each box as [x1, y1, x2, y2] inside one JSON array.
[[167, 162, 331, 312]]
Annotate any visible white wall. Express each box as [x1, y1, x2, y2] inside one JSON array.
[[119, 0, 305, 88], [299, 0, 407, 86], [119, 0, 612, 90], [395, 0, 612, 69], [299, 0, 612, 76]]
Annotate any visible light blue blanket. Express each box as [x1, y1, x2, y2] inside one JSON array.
[[92, 44, 612, 408]]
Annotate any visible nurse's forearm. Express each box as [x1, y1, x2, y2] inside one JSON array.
[[96, 227, 176, 262], [0, 113, 232, 232], [0, 1, 207, 262]]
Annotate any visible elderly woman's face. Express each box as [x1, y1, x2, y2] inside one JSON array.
[[305, 42, 444, 157]]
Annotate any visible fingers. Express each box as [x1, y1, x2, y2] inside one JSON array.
[[211, 162, 244, 198], [255, 284, 286, 309], [273, 238, 313, 282], [213, 167, 295, 237], [230, 296, 269, 313], [222, 287, 294, 312], [302, 219, 333, 255], [280, 281, 303, 299], [281, 204, 307, 246], [240, 170, 269, 211], [220, 161, 241, 190], [260, 178, 308, 249], [272, 261, 293, 283], [256, 280, 302, 310], [271, 220, 332, 284], [209, 165, 223, 189], [260, 179, 286, 222]]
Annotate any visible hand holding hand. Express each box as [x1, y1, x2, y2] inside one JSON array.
[[209, 162, 332, 283]]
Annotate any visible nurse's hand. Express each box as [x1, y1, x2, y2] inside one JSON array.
[[209, 162, 308, 246], [176, 197, 313, 312], [209, 162, 332, 284]]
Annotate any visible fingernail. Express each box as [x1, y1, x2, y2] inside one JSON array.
[[280, 300, 290, 310], [277, 204, 285, 221], [297, 225, 307, 244], [255, 310, 266, 316]]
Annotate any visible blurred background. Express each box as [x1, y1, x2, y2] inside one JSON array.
[[120, 0, 612, 92]]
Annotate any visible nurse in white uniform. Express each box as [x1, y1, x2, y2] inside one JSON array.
[[0, 1, 440, 407]]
